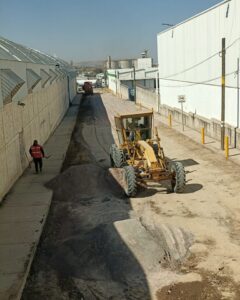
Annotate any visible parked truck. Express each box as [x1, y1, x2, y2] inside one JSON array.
[[83, 81, 93, 95]]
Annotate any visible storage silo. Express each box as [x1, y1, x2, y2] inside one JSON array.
[[118, 60, 131, 69], [110, 60, 119, 69]]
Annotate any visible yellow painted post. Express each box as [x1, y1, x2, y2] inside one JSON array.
[[168, 114, 172, 128], [201, 127, 205, 144], [225, 136, 229, 159]]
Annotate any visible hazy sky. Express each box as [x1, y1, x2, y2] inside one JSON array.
[[0, 0, 221, 62]]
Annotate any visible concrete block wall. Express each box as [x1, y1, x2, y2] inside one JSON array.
[[159, 104, 239, 148], [134, 85, 240, 149], [136, 85, 158, 111], [120, 84, 129, 100], [0, 78, 72, 200]]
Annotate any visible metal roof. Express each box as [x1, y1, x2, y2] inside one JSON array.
[[0, 36, 76, 73], [0, 36, 77, 88]]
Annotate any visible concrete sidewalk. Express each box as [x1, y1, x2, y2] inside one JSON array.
[[0, 97, 80, 300]]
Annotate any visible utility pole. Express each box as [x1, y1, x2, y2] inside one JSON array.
[[237, 58, 240, 129], [156, 72, 160, 112], [115, 70, 117, 95], [133, 66, 136, 102], [156, 72, 159, 113], [234, 58, 239, 148], [221, 38, 226, 150]]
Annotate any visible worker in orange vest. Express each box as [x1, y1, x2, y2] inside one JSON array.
[[29, 140, 45, 173]]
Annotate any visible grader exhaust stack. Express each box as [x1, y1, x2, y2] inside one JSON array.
[[110, 111, 186, 197]]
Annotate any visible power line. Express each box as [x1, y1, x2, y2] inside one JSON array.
[[159, 70, 238, 89], [160, 36, 240, 80]]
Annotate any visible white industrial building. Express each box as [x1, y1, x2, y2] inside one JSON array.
[[107, 55, 156, 93], [157, 0, 240, 134], [0, 37, 76, 200]]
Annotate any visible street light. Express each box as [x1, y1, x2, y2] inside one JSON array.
[[162, 23, 174, 27], [162, 23, 175, 37]]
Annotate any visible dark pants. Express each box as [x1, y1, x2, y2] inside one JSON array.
[[33, 158, 43, 173]]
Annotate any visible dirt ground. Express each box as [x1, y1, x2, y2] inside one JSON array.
[[22, 91, 240, 299]]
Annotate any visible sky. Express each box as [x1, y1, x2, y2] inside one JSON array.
[[0, 0, 221, 63]]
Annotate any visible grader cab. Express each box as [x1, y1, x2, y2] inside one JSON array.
[[110, 111, 186, 197]]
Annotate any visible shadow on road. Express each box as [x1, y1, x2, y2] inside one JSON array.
[[176, 158, 199, 167], [181, 183, 203, 194], [22, 94, 151, 299]]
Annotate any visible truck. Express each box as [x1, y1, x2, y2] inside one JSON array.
[[82, 81, 93, 95]]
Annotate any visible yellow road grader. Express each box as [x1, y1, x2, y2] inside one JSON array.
[[110, 111, 186, 197]]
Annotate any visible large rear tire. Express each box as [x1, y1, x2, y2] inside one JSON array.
[[110, 144, 125, 168], [123, 166, 137, 197], [152, 143, 159, 156], [171, 162, 186, 193]]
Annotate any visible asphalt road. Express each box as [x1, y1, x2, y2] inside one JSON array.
[[22, 91, 240, 300], [22, 94, 153, 300]]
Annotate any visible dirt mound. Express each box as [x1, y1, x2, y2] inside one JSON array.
[[140, 215, 194, 269], [156, 280, 222, 300]]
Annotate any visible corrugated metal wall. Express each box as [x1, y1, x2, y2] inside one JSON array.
[[0, 52, 77, 200], [157, 0, 240, 127]]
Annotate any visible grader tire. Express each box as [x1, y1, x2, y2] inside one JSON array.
[[110, 144, 125, 168], [109, 144, 116, 167], [110, 153, 114, 167], [152, 143, 159, 156], [123, 166, 137, 197], [171, 162, 186, 193], [114, 149, 125, 168]]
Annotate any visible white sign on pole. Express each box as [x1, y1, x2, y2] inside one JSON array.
[[178, 95, 186, 131], [178, 95, 186, 103]]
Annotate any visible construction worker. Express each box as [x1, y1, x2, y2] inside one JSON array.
[[29, 140, 45, 173]]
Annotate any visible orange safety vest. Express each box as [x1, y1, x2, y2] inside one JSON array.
[[30, 145, 43, 158]]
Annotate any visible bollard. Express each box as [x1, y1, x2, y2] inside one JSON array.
[[225, 136, 229, 160], [201, 127, 205, 144], [168, 114, 172, 128]]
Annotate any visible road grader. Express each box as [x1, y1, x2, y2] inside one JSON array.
[[110, 111, 186, 197]]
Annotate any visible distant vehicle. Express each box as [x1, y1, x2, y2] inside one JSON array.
[[83, 81, 93, 95], [96, 73, 105, 80], [101, 79, 106, 87], [76, 78, 97, 86], [95, 79, 102, 88], [77, 84, 82, 93]]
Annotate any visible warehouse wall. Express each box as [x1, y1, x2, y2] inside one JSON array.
[[157, 0, 240, 127], [0, 62, 76, 200], [107, 68, 158, 95]]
